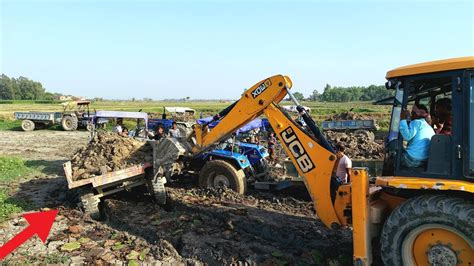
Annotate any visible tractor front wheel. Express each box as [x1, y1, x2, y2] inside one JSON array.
[[198, 160, 247, 194], [380, 195, 473, 266]]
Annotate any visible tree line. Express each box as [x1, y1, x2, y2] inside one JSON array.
[[291, 84, 393, 102], [0, 74, 54, 100], [1, 74, 393, 102]]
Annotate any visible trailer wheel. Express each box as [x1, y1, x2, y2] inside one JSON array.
[[61, 116, 78, 131], [21, 120, 35, 131], [199, 160, 247, 194], [146, 176, 167, 205], [79, 191, 102, 220], [380, 195, 474, 266]]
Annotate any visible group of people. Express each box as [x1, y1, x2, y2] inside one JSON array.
[[112, 118, 183, 140], [112, 118, 129, 137], [399, 98, 452, 168], [149, 122, 182, 140]]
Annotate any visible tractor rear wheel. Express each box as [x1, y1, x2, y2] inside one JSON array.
[[21, 120, 35, 131], [61, 116, 78, 131], [380, 195, 474, 266], [198, 160, 247, 194]]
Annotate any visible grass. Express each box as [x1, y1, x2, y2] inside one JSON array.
[[0, 156, 38, 222], [0, 156, 37, 182], [0, 190, 33, 222], [0, 119, 21, 131]]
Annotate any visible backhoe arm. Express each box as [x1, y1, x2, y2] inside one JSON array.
[[263, 103, 341, 228], [192, 75, 291, 154], [192, 74, 342, 228]]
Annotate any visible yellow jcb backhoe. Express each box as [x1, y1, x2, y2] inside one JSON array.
[[191, 57, 473, 265]]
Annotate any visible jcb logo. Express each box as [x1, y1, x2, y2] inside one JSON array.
[[280, 127, 315, 173], [251, 79, 272, 98]]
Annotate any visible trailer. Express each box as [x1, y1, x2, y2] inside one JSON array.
[[63, 161, 166, 220], [320, 119, 378, 131], [14, 101, 107, 131]]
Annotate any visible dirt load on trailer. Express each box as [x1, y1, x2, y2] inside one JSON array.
[[70, 133, 152, 180]]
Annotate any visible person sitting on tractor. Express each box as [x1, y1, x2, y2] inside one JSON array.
[[399, 104, 435, 168], [169, 122, 182, 138], [121, 127, 129, 137], [112, 118, 123, 134], [432, 98, 452, 135], [152, 125, 166, 141]]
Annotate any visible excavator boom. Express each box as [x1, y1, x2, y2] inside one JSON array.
[[192, 75, 290, 154], [192, 75, 342, 228]]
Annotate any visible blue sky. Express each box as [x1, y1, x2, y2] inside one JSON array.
[[1, 0, 473, 100]]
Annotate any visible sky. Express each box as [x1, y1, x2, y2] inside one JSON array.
[[1, 0, 473, 100]]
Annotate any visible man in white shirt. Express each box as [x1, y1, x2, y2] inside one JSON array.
[[112, 118, 123, 134], [335, 142, 352, 183], [168, 122, 181, 138]]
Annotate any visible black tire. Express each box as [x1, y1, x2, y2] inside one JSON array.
[[21, 120, 35, 131], [146, 176, 167, 205], [198, 160, 247, 194], [380, 195, 474, 266], [61, 116, 78, 131], [79, 191, 102, 221]]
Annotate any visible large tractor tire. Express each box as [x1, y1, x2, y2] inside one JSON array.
[[21, 120, 35, 131], [146, 176, 167, 205], [380, 195, 474, 266], [198, 160, 247, 194], [78, 190, 102, 221], [61, 116, 78, 131]]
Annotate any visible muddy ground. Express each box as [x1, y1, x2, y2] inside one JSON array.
[[0, 131, 352, 265]]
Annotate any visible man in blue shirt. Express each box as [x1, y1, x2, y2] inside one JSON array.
[[399, 104, 435, 168]]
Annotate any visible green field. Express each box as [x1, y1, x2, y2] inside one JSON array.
[[0, 100, 390, 117], [0, 100, 391, 130]]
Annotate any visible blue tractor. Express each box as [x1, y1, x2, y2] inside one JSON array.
[[195, 140, 269, 190]]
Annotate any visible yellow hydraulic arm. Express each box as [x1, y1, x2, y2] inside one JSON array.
[[192, 75, 289, 154], [193, 75, 342, 228]]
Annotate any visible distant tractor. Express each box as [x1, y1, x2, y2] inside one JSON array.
[[14, 101, 107, 131]]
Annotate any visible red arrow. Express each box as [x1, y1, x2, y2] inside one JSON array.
[[0, 210, 58, 260]]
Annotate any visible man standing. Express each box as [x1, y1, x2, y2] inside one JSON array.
[[399, 104, 435, 168], [335, 142, 352, 183], [267, 132, 277, 161]]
